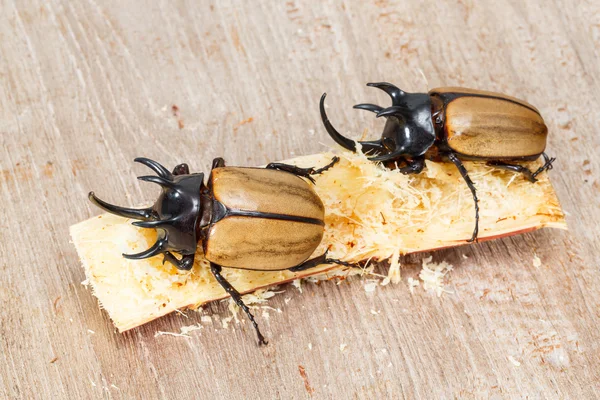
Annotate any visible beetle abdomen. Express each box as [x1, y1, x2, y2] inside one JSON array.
[[430, 87, 548, 160], [205, 167, 325, 270]]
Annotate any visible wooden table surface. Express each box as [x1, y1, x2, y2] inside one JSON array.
[[1, 1, 599, 398]]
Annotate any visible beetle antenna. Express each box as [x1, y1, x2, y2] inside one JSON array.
[[134, 157, 173, 179], [138, 175, 174, 187], [123, 236, 167, 260], [366, 82, 405, 106], [88, 192, 155, 220], [353, 103, 384, 113]]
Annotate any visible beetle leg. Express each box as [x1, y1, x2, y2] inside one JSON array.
[[288, 251, 356, 272], [447, 153, 479, 243], [487, 154, 556, 183], [487, 161, 537, 182], [210, 263, 268, 346], [312, 156, 340, 174], [266, 162, 315, 183], [532, 153, 556, 179], [398, 156, 425, 174], [163, 252, 195, 270], [266, 156, 340, 184]]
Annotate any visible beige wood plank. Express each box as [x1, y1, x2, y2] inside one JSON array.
[[1, 0, 599, 398]]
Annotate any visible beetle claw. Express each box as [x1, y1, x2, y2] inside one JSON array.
[[532, 155, 556, 178]]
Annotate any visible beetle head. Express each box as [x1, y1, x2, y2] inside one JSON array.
[[320, 82, 436, 162], [89, 158, 204, 263]]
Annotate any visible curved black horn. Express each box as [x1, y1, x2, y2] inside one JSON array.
[[353, 103, 384, 114], [320, 93, 357, 152], [366, 82, 405, 106], [88, 192, 155, 220], [382, 137, 397, 152], [132, 220, 175, 229], [368, 149, 406, 163], [138, 175, 174, 187], [376, 106, 409, 119], [134, 157, 173, 179], [357, 139, 385, 154], [123, 236, 167, 260]]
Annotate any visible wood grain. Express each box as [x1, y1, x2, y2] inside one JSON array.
[[1, 0, 599, 399]]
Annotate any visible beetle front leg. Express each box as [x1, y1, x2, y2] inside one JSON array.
[[163, 252, 195, 270], [266, 156, 340, 184], [397, 156, 425, 174], [447, 153, 479, 242], [210, 263, 268, 346]]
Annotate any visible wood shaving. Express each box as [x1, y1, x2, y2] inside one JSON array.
[[533, 254, 542, 268], [508, 356, 521, 366], [419, 256, 454, 297]]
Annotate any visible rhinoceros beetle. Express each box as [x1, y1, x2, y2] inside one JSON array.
[[320, 82, 555, 242], [89, 156, 350, 345]]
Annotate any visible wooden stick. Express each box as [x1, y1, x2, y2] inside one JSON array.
[[70, 151, 566, 332]]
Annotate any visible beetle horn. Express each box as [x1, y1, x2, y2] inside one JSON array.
[[88, 192, 155, 220], [132, 219, 176, 229], [376, 106, 409, 119], [123, 236, 167, 260], [366, 82, 405, 106], [357, 139, 386, 154], [134, 157, 173, 179], [353, 103, 384, 113], [382, 137, 397, 152], [138, 175, 174, 187], [320, 93, 357, 152], [368, 149, 406, 162]]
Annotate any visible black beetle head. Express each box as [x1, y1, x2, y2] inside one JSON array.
[[88, 158, 204, 262], [320, 82, 436, 162]]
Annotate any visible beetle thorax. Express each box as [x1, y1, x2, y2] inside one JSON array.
[[379, 92, 435, 158]]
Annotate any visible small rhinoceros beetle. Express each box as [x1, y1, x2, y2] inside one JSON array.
[[320, 82, 556, 242], [89, 156, 349, 345]]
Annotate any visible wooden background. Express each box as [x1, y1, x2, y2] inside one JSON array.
[[1, 0, 599, 398]]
